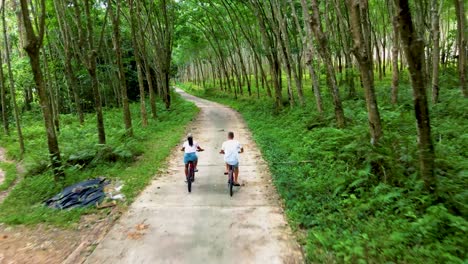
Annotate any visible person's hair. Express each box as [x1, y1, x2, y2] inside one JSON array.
[[228, 131, 234, 139], [188, 136, 193, 147]]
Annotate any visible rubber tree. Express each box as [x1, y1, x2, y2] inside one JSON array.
[[19, 0, 64, 179], [2, 0, 25, 158], [302, 0, 346, 128], [109, 0, 133, 136], [346, 0, 383, 145], [394, 0, 436, 192]]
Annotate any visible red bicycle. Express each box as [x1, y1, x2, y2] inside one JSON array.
[[187, 160, 195, 193]]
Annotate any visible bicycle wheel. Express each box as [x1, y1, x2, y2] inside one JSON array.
[[228, 169, 233, 197], [188, 163, 193, 193]]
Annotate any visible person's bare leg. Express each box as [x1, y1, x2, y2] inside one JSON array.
[[184, 164, 188, 177], [225, 163, 229, 174], [195, 160, 198, 170], [234, 167, 239, 184]]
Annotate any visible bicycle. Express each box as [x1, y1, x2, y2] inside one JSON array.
[[185, 149, 203, 193], [227, 164, 234, 196], [220, 147, 242, 197], [187, 160, 195, 193]]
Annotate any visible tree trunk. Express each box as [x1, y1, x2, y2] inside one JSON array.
[[12, 0, 25, 57], [109, 0, 133, 136], [395, 0, 436, 192], [306, 52, 324, 115], [2, 2, 25, 157], [84, 0, 106, 144], [19, 0, 64, 179], [275, 0, 304, 106], [42, 46, 60, 134], [454, 0, 467, 97], [372, 29, 384, 81], [128, 0, 148, 127], [301, 0, 324, 114], [304, 0, 346, 127], [0, 45, 8, 135], [431, 0, 441, 103], [390, 0, 400, 105], [53, 0, 84, 125], [251, 2, 282, 111], [347, 0, 383, 145], [145, 63, 157, 120], [253, 55, 260, 98]]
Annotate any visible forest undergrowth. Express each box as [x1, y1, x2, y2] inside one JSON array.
[[178, 72, 467, 263], [0, 93, 198, 226]]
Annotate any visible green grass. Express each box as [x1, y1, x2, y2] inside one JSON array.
[[0, 162, 17, 191], [178, 70, 468, 263], [0, 92, 198, 227]]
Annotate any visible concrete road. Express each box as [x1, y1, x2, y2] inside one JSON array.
[[85, 89, 304, 264]]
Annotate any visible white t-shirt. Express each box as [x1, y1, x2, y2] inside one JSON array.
[[221, 140, 242, 165], [183, 141, 199, 153]]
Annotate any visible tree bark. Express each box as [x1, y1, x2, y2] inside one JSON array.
[[251, 1, 283, 111], [84, 0, 106, 144], [19, 0, 64, 179], [390, 0, 400, 105], [109, 0, 133, 136], [144, 61, 157, 120], [454, 0, 467, 97], [347, 0, 383, 145], [394, 0, 436, 192], [42, 45, 60, 134], [128, 0, 148, 127], [431, 0, 441, 103], [12, 0, 25, 57], [53, 0, 84, 125], [304, 0, 346, 127], [301, 0, 324, 114], [2, 2, 25, 157], [0, 42, 8, 135]]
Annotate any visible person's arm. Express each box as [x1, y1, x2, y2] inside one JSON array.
[[197, 146, 204, 151], [239, 142, 244, 153], [219, 142, 225, 154], [181, 142, 186, 152]]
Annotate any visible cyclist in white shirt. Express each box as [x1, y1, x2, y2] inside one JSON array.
[[220, 131, 244, 186], [181, 133, 204, 179]]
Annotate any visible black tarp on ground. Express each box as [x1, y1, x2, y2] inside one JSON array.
[[45, 178, 108, 209]]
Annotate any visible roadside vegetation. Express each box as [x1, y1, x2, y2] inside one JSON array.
[[178, 71, 467, 262], [0, 95, 197, 226]]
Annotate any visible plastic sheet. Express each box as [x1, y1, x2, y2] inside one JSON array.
[[45, 178, 108, 209]]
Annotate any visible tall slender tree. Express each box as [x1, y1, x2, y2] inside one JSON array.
[[389, 0, 400, 105], [394, 0, 435, 191], [303, 0, 346, 128], [453, 0, 467, 97], [109, 0, 133, 136], [2, 0, 24, 157], [19, 0, 64, 179], [53, 0, 84, 125], [346, 0, 383, 144], [83, 0, 107, 144], [0, 36, 8, 135], [128, 0, 148, 127], [430, 0, 442, 104]]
